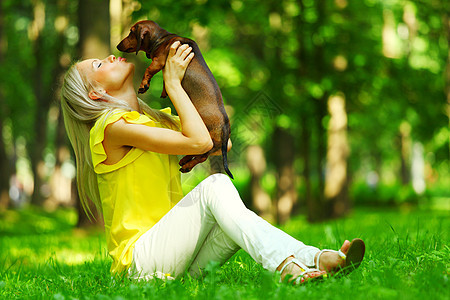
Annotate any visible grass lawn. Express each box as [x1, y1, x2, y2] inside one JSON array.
[[0, 206, 448, 299]]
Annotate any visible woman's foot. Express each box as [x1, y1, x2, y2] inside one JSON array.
[[277, 256, 327, 284], [315, 240, 351, 272], [315, 239, 365, 275]]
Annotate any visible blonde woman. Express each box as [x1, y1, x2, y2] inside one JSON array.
[[60, 41, 365, 284]]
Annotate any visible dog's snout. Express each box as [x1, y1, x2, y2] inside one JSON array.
[[117, 41, 125, 51], [117, 40, 129, 52], [117, 39, 136, 53]]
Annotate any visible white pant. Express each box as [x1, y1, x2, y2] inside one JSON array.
[[129, 174, 320, 280]]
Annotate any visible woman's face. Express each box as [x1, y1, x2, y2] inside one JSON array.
[[77, 55, 134, 97]]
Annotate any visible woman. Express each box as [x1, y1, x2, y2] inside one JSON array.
[[60, 41, 365, 284]]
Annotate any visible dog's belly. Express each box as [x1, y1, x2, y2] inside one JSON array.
[[181, 71, 227, 126]]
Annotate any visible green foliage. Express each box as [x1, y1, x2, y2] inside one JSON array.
[[0, 0, 448, 214], [351, 181, 420, 205], [1, 207, 448, 299], [129, 0, 449, 188]]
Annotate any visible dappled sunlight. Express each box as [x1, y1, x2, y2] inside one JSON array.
[[0, 208, 107, 270], [3, 244, 106, 267], [1, 207, 448, 298], [54, 249, 101, 266], [0, 7, 447, 299], [0, 0, 448, 297]]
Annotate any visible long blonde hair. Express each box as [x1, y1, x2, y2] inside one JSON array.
[[60, 63, 178, 219]]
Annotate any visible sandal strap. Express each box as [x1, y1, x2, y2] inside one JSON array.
[[280, 258, 321, 277], [316, 249, 346, 270]]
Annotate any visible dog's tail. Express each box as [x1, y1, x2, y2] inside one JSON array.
[[221, 125, 234, 179]]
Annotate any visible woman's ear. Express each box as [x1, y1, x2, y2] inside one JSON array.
[[88, 90, 105, 100]]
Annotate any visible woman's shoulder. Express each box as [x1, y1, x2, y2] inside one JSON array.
[[93, 109, 155, 131]]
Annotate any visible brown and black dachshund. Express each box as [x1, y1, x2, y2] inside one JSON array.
[[117, 20, 233, 178]]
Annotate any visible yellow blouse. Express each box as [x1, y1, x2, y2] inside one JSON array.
[[89, 108, 183, 273]]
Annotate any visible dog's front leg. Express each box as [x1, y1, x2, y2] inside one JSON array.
[[139, 57, 164, 94]]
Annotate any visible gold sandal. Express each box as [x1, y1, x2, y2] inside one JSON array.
[[279, 257, 327, 285], [316, 238, 365, 275]]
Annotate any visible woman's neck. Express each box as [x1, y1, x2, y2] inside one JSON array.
[[109, 84, 142, 113]]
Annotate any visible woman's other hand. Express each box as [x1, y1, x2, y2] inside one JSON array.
[[163, 41, 194, 86]]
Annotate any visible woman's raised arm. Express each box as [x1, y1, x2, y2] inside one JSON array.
[[103, 41, 213, 156]]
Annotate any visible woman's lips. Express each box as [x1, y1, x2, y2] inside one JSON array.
[[118, 57, 126, 62]]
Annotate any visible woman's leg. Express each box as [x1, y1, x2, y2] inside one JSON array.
[[130, 173, 320, 280], [187, 224, 239, 277]]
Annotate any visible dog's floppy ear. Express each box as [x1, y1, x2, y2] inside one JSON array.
[[135, 25, 149, 55], [135, 26, 142, 55]]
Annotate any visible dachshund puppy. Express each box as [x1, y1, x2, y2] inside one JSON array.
[[117, 20, 233, 178]]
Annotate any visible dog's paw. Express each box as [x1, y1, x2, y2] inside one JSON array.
[[138, 84, 149, 94], [179, 167, 191, 173], [179, 155, 194, 166]]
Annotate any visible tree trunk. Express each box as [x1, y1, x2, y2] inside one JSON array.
[[78, 0, 111, 59], [29, 0, 70, 206], [302, 116, 317, 222], [49, 105, 73, 208], [75, 0, 110, 227], [273, 127, 297, 224], [0, 120, 10, 210], [324, 94, 350, 218], [246, 145, 273, 223], [0, 5, 10, 210], [315, 98, 327, 220], [311, 0, 328, 221], [444, 11, 450, 163], [295, 0, 314, 221], [399, 121, 411, 185]]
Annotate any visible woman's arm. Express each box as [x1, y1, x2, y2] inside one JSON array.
[[163, 41, 211, 148], [103, 41, 213, 156]]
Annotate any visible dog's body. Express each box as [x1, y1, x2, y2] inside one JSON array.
[[117, 20, 233, 178]]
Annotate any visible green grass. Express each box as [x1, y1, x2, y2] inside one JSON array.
[[0, 206, 448, 299]]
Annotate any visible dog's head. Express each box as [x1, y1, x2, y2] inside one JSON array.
[[117, 20, 160, 55]]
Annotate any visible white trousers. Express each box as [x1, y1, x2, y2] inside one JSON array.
[[129, 174, 320, 280]]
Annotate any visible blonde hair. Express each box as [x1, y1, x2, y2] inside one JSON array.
[[60, 63, 178, 219]]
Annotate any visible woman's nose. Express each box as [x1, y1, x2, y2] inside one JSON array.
[[106, 55, 116, 62]]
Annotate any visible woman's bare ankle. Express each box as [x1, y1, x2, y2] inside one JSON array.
[[277, 255, 294, 272]]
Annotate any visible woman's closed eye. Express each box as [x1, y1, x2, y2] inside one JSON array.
[[93, 60, 102, 69]]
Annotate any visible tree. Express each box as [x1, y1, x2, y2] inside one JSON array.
[[75, 0, 110, 227], [0, 1, 10, 210], [29, 0, 69, 206]]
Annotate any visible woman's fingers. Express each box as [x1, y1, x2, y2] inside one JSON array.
[[185, 52, 194, 64], [169, 41, 194, 64], [179, 46, 193, 60], [164, 41, 194, 83], [175, 43, 189, 57], [169, 41, 181, 57]]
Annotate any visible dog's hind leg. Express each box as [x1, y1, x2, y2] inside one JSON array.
[[179, 154, 208, 173]]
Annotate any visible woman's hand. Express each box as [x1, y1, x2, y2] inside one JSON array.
[[158, 41, 212, 154], [163, 41, 194, 86]]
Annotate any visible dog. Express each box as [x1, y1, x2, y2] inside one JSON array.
[[117, 20, 233, 179]]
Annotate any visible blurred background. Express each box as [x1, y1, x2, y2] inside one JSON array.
[[0, 0, 448, 227]]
